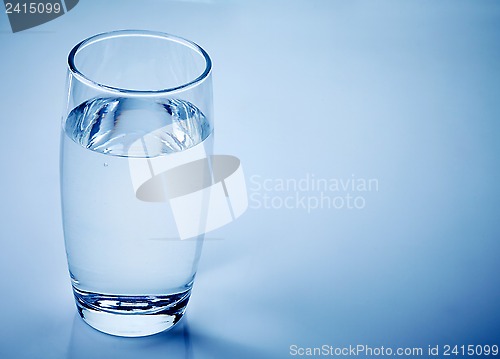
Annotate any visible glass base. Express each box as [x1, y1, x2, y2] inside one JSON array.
[[73, 286, 191, 337]]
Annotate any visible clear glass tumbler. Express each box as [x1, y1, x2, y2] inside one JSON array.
[[60, 30, 213, 337]]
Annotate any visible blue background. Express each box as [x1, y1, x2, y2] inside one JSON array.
[[0, 1, 499, 358]]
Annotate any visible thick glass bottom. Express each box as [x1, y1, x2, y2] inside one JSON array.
[[73, 286, 191, 337]]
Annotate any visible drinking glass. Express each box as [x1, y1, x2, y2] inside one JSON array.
[[60, 30, 213, 337]]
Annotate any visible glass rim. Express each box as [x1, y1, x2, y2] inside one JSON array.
[[68, 29, 212, 96]]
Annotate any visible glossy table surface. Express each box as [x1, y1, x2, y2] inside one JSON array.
[[0, 1, 499, 358]]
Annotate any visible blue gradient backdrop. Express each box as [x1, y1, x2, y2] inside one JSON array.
[[0, 1, 499, 358]]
